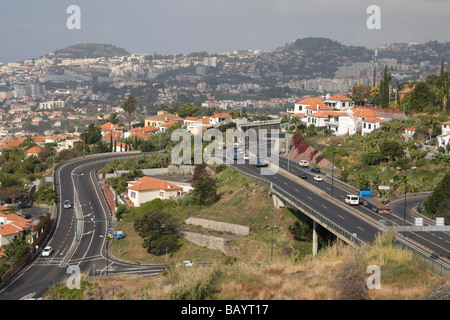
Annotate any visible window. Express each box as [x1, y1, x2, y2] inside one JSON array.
[[130, 191, 136, 199], [160, 191, 165, 197]]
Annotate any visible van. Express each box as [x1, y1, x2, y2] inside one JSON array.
[[345, 195, 359, 205]]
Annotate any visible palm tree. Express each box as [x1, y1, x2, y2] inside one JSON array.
[[122, 95, 137, 130]]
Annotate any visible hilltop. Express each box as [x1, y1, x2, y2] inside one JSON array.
[[47, 43, 130, 59]]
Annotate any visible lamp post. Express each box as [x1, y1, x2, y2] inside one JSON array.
[[331, 144, 341, 198], [267, 225, 277, 261], [396, 167, 416, 234], [72, 172, 85, 211]]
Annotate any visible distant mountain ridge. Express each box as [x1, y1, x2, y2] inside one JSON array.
[[48, 43, 130, 59]]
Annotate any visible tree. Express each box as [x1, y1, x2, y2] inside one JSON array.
[[378, 140, 404, 162], [424, 172, 450, 218], [352, 85, 372, 106], [177, 103, 202, 118], [122, 95, 137, 130], [82, 124, 102, 145], [134, 210, 181, 256], [409, 82, 432, 113], [379, 65, 392, 108], [192, 173, 218, 205]]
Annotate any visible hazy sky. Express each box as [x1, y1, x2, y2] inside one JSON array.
[[1, 0, 449, 63]]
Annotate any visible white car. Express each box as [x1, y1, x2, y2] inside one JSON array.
[[299, 160, 309, 167], [244, 155, 250, 160], [313, 175, 323, 181], [63, 200, 72, 209], [345, 195, 360, 205], [183, 260, 194, 267], [41, 246, 54, 257]]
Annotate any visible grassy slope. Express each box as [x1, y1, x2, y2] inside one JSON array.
[[110, 167, 305, 265], [45, 238, 448, 300]]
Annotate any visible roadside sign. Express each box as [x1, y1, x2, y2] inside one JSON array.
[[114, 231, 123, 238], [378, 186, 390, 190]]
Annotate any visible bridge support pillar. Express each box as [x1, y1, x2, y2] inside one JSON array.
[[312, 221, 318, 257], [272, 194, 285, 209]]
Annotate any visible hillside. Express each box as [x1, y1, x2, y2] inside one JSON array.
[[262, 37, 374, 80], [42, 167, 449, 301], [48, 43, 130, 59], [44, 235, 449, 300]]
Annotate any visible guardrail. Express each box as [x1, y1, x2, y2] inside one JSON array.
[[231, 164, 450, 279], [271, 185, 365, 246], [230, 165, 365, 246]]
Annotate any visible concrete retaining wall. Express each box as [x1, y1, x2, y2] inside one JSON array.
[[185, 217, 249, 236], [104, 165, 195, 179]]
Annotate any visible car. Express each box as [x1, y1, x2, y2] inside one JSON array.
[[244, 155, 250, 160], [41, 246, 54, 257], [345, 195, 360, 205], [23, 213, 32, 219], [299, 160, 309, 167], [313, 175, 323, 181], [299, 173, 307, 179], [63, 200, 72, 209], [311, 167, 321, 173], [183, 260, 193, 267]]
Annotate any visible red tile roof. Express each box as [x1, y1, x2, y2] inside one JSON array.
[[26, 146, 42, 154], [127, 177, 183, 192]]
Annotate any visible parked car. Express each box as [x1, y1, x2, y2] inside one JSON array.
[[311, 167, 321, 173], [183, 260, 194, 267], [63, 200, 72, 209], [299, 160, 309, 167], [41, 246, 54, 257], [313, 175, 323, 181], [299, 173, 307, 179]]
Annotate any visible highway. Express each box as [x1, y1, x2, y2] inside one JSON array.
[[1, 147, 448, 300], [231, 152, 450, 260], [0, 153, 166, 300]]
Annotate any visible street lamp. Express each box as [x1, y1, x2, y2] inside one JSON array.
[[331, 144, 341, 198], [267, 225, 278, 261], [396, 166, 416, 234], [72, 173, 85, 209]]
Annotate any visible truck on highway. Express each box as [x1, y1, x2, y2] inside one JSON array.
[[252, 158, 269, 167], [358, 188, 390, 214]]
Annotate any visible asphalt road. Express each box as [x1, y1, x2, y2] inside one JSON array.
[[230, 151, 450, 260], [0, 153, 166, 300]]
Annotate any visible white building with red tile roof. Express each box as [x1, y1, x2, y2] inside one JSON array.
[[325, 94, 354, 110], [127, 176, 183, 207], [0, 213, 32, 248], [362, 117, 385, 136]]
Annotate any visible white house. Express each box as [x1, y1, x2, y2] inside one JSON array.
[[442, 120, 450, 135], [287, 98, 326, 114], [307, 111, 357, 136], [0, 212, 32, 247], [324, 94, 354, 110], [209, 113, 233, 127], [437, 120, 450, 148], [361, 117, 385, 136], [127, 177, 184, 207]]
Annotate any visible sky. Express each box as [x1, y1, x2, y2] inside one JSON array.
[[1, 0, 449, 63]]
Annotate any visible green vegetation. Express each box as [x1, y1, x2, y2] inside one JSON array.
[[423, 173, 450, 220], [43, 231, 449, 300], [134, 210, 181, 256]]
